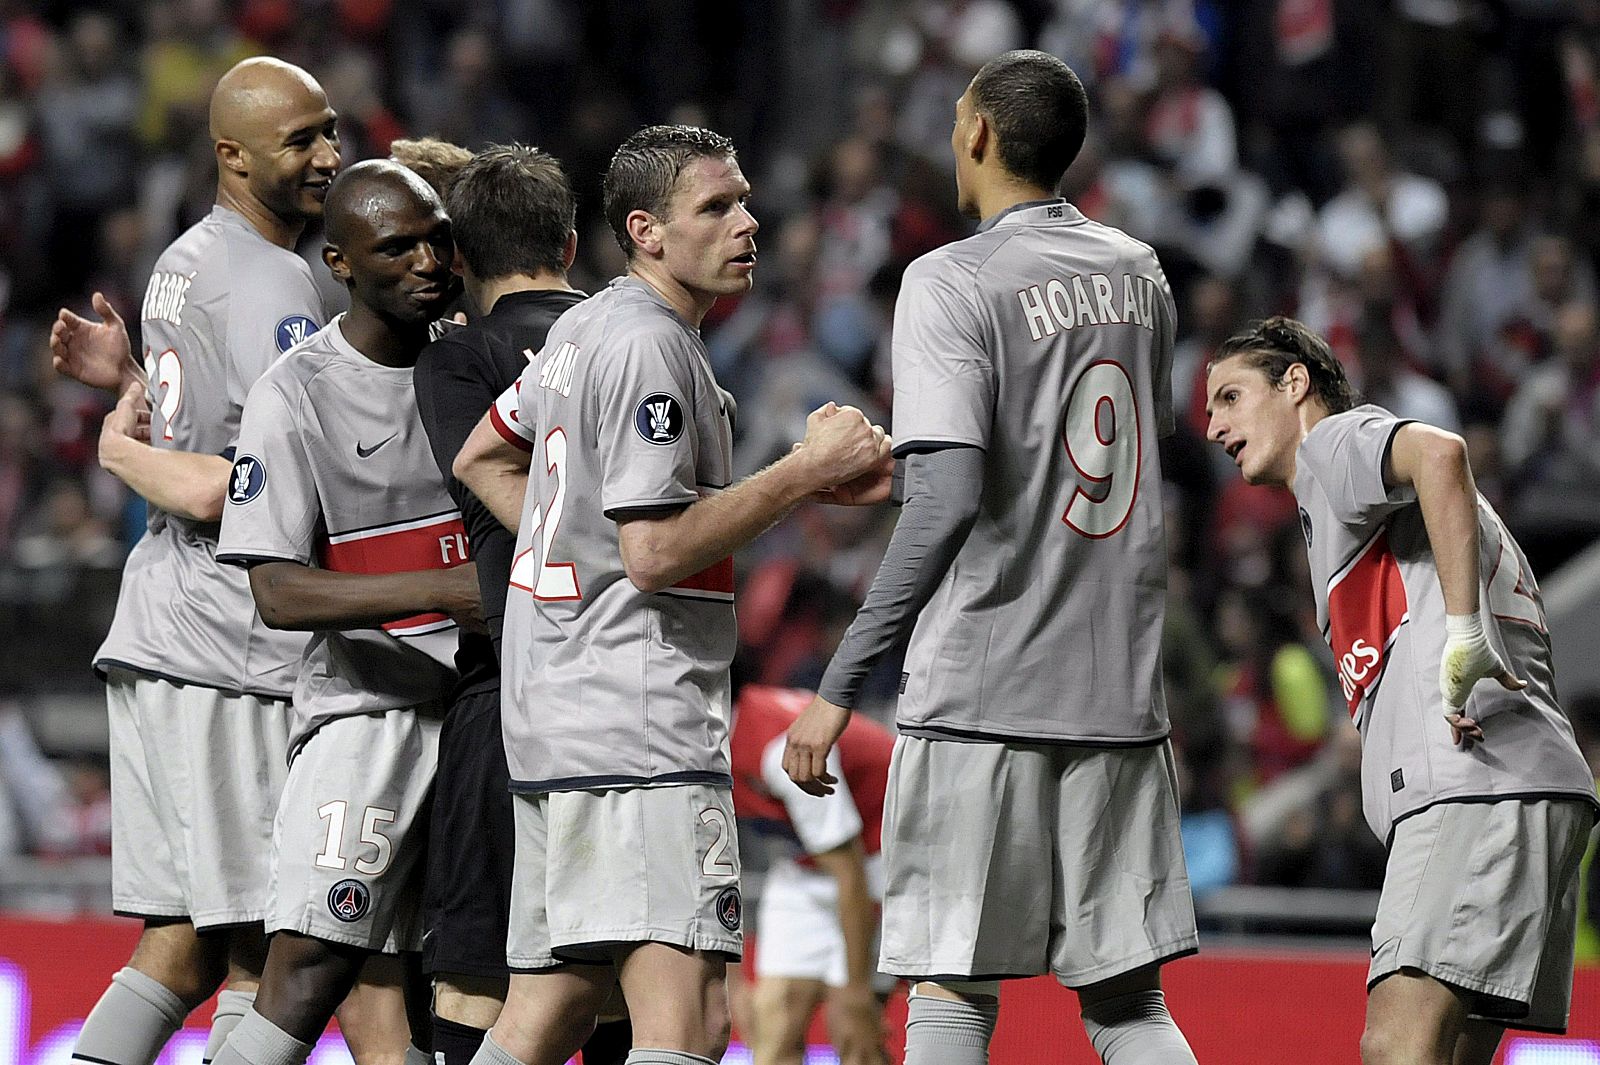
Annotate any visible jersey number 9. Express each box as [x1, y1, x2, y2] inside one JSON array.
[[1061, 360, 1141, 539]]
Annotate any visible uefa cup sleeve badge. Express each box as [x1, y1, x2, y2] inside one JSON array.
[[649, 401, 672, 438], [634, 392, 685, 445], [228, 455, 266, 504]]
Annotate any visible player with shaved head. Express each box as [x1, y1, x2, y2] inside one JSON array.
[[212, 159, 489, 1065], [206, 57, 341, 245], [49, 56, 340, 1065]]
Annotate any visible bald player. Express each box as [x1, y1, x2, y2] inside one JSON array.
[[387, 137, 473, 331], [49, 57, 340, 1065], [213, 159, 485, 1065], [785, 52, 1200, 1065]]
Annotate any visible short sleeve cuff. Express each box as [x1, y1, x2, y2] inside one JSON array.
[[215, 550, 307, 568], [890, 434, 985, 458], [490, 397, 535, 452], [601, 492, 699, 520]]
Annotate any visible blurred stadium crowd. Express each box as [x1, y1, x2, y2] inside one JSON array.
[[0, 0, 1597, 925]]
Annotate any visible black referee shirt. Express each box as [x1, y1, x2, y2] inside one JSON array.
[[413, 287, 587, 690]]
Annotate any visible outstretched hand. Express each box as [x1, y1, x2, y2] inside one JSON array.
[[52, 292, 142, 394]]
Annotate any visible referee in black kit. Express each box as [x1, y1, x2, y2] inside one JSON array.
[[410, 143, 630, 1065]]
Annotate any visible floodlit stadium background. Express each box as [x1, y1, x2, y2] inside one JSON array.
[[0, 1, 1596, 1062]]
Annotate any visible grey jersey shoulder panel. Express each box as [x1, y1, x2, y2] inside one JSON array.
[[891, 202, 1176, 744], [1295, 405, 1597, 840], [218, 317, 463, 750], [94, 207, 326, 697], [501, 278, 737, 792]]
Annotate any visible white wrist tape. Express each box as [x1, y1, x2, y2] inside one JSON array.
[[1445, 612, 1485, 642]]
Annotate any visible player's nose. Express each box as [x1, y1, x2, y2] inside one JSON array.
[[734, 202, 758, 237], [312, 136, 340, 173], [411, 242, 444, 274]]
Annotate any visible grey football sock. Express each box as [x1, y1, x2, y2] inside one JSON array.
[[404, 1046, 431, 1065], [621, 1052, 718, 1065], [903, 994, 999, 1065], [1080, 989, 1197, 1065], [72, 966, 189, 1065], [467, 1033, 527, 1065], [208, 1008, 314, 1065], [203, 990, 256, 1064]]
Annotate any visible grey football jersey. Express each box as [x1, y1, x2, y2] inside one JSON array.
[[95, 207, 325, 697], [217, 316, 464, 751], [893, 200, 1176, 745], [1294, 405, 1598, 841], [502, 277, 737, 793]]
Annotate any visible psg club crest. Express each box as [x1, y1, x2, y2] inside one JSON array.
[[714, 886, 741, 931], [634, 392, 685, 445], [276, 315, 318, 353], [328, 879, 371, 922], [228, 455, 266, 504]]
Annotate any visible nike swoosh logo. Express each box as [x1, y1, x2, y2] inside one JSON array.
[[356, 433, 398, 458]]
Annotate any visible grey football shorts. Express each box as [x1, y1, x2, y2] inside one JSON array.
[[268, 707, 440, 952], [506, 783, 743, 970], [1370, 797, 1596, 1032], [879, 735, 1199, 987], [108, 670, 289, 930]]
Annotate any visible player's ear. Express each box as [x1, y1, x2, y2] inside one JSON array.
[[1283, 361, 1311, 403], [625, 209, 662, 258], [323, 243, 350, 284], [562, 229, 578, 271], [216, 138, 248, 177], [968, 111, 990, 166]]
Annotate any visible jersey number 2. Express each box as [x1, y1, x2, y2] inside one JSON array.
[[699, 807, 736, 875], [144, 348, 182, 442], [510, 426, 581, 601], [1061, 360, 1141, 538]]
